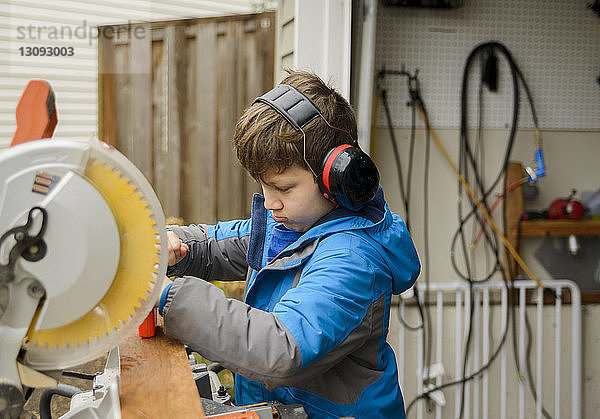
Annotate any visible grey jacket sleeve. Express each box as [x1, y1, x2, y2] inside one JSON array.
[[162, 277, 303, 388], [167, 222, 250, 281], [162, 276, 376, 392]]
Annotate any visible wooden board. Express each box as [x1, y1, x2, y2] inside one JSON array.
[[119, 324, 204, 418], [503, 162, 524, 280]]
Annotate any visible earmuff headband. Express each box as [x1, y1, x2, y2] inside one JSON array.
[[253, 84, 321, 131], [253, 84, 324, 178]]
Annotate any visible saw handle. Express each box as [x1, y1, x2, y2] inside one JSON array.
[[10, 79, 58, 147], [139, 309, 156, 338]]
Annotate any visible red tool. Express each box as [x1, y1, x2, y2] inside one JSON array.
[[548, 190, 585, 220], [10, 79, 57, 147], [139, 308, 156, 338]]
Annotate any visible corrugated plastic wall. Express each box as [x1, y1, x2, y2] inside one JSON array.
[[0, 0, 269, 148]]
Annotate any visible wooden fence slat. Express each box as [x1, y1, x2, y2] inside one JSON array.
[[98, 31, 115, 146], [165, 25, 185, 218], [243, 21, 260, 217], [114, 44, 132, 159], [217, 21, 237, 222], [183, 22, 218, 224], [152, 38, 168, 213], [257, 14, 275, 91], [232, 21, 245, 219], [129, 23, 153, 182], [174, 25, 188, 219]]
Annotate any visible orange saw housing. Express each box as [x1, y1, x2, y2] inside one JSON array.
[[10, 79, 57, 147]]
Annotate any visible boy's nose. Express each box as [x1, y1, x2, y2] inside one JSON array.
[[263, 192, 283, 211]]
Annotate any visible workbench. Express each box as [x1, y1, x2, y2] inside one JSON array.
[[119, 324, 204, 418]]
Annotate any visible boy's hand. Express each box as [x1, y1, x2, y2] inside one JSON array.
[[167, 230, 189, 266]]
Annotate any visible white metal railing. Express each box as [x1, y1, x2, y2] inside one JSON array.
[[398, 280, 581, 419]]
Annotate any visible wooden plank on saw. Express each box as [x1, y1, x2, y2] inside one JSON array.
[[120, 320, 204, 418]]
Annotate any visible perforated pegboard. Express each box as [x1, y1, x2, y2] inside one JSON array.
[[374, 0, 600, 130]]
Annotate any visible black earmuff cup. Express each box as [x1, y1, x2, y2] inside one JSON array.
[[324, 147, 380, 211]]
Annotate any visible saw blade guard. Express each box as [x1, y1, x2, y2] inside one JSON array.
[[0, 138, 168, 371]]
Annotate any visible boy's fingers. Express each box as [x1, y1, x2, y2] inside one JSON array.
[[168, 249, 183, 266], [167, 231, 186, 265], [167, 231, 180, 249]]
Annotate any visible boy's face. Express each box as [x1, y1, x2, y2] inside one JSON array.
[[260, 165, 337, 233]]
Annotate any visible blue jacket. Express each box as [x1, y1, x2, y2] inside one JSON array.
[[163, 188, 420, 418]]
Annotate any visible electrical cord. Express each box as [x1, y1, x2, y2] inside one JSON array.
[[406, 96, 417, 231], [377, 70, 432, 402], [453, 40, 542, 276], [411, 84, 486, 419], [458, 280, 474, 419], [523, 299, 553, 419], [451, 41, 544, 284], [455, 41, 547, 419], [507, 218, 555, 419], [39, 384, 82, 419], [409, 99, 546, 418], [403, 42, 547, 417], [380, 44, 547, 416], [451, 43, 519, 283], [422, 99, 433, 399], [408, 77, 433, 394], [397, 298, 423, 331], [405, 275, 512, 418], [380, 88, 410, 229]]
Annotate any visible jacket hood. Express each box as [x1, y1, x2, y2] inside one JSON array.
[[247, 187, 420, 294]]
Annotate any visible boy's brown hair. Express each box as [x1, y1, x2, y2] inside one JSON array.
[[233, 71, 358, 181]]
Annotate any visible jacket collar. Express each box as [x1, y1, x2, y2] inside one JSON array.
[[245, 187, 388, 271]]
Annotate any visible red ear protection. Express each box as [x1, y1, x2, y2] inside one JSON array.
[[253, 84, 379, 211], [322, 144, 353, 193], [319, 144, 380, 210]]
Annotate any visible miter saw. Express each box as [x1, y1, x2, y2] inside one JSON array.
[[0, 80, 167, 418]]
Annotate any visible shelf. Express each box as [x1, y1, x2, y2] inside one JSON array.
[[519, 219, 600, 238], [504, 161, 600, 302]]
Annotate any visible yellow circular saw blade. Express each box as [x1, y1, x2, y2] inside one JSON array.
[[27, 159, 160, 348]]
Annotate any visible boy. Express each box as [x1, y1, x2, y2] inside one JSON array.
[[158, 71, 420, 418]]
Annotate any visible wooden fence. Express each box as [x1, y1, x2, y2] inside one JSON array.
[[98, 12, 275, 223]]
